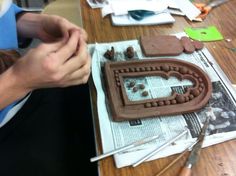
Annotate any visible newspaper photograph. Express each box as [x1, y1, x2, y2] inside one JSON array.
[[89, 33, 236, 168]]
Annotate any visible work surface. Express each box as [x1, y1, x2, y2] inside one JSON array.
[[80, 0, 236, 176]]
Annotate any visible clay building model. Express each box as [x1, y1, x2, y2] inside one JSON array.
[[103, 58, 212, 121]]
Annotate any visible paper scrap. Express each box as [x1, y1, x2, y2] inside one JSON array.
[[101, 0, 168, 17], [172, 0, 201, 21], [111, 12, 175, 26], [86, 0, 107, 9]]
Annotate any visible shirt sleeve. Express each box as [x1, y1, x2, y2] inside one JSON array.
[[13, 3, 23, 14], [13, 3, 33, 48]]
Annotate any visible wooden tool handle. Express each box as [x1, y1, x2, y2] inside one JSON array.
[[179, 167, 191, 176]]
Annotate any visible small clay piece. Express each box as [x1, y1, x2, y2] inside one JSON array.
[[104, 46, 115, 60], [128, 81, 136, 88], [176, 94, 185, 103], [145, 103, 152, 108], [152, 102, 158, 107], [140, 35, 184, 56], [190, 89, 200, 97], [132, 87, 138, 92], [192, 40, 204, 50], [180, 36, 195, 54], [104, 58, 212, 121], [139, 84, 145, 90], [142, 91, 149, 97], [165, 100, 171, 105], [161, 65, 170, 72], [125, 46, 135, 59], [158, 101, 164, 106]]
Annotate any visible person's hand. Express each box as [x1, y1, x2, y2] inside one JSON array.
[[37, 14, 88, 42], [17, 13, 87, 43], [11, 29, 91, 91]]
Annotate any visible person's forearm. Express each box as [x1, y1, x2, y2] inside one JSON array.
[[0, 66, 30, 110], [16, 12, 45, 39]]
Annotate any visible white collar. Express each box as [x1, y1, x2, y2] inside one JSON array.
[[0, 0, 12, 18]]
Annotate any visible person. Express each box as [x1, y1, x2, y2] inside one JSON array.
[[0, 1, 97, 176]]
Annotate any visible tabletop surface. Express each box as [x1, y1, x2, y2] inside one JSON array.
[[80, 0, 236, 176]]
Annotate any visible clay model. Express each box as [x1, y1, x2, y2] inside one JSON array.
[[103, 58, 212, 121], [104, 46, 115, 60], [125, 46, 135, 59]]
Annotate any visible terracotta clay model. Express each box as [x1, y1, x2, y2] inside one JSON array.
[[104, 46, 115, 60], [103, 58, 212, 121], [125, 46, 135, 59]]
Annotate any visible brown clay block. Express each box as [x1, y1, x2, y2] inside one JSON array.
[[192, 40, 204, 50], [180, 36, 195, 54], [140, 35, 184, 56]]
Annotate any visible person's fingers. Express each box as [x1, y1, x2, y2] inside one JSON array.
[[71, 55, 91, 80], [57, 17, 70, 40], [64, 63, 91, 86], [62, 37, 89, 73], [36, 39, 66, 54], [78, 28, 88, 41], [60, 52, 91, 86], [55, 29, 80, 64]]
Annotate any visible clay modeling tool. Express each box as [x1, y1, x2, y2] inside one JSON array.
[[155, 140, 198, 176], [90, 135, 159, 162], [185, 26, 223, 41], [132, 128, 188, 167], [179, 108, 212, 176]]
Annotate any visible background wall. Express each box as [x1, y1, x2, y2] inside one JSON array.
[[13, 0, 55, 8]]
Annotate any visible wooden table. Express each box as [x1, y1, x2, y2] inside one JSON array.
[[80, 1, 236, 176]]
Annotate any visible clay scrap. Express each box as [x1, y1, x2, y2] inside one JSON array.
[[103, 58, 212, 121]]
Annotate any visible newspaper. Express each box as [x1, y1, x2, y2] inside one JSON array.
[[89, 33, 236, 168]]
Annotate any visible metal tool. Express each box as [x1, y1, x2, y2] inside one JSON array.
[[194, 0, 230, 20], [179, 108, 213, 176], [90, 135, 159, 162], [132, 128, 188, 167], [155, 140, 198, 176]]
